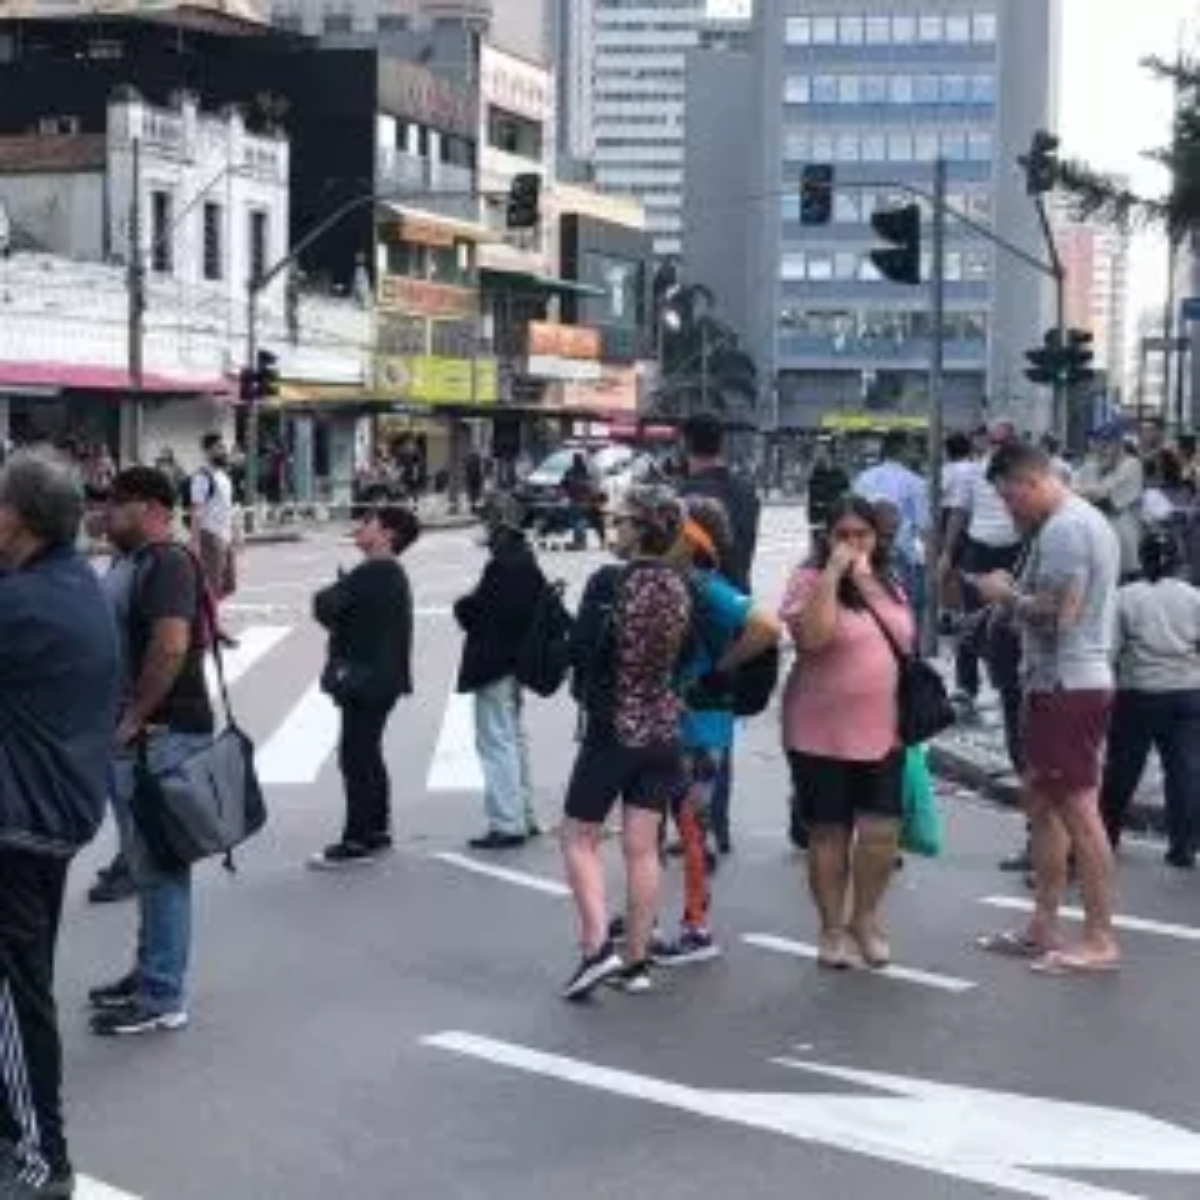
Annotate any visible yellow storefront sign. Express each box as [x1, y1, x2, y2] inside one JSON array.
[[374, 355, 499, 404], [820, 412, 928, 432]]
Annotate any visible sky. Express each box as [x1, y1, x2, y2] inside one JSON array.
[[1060, 0, 1198, 337]]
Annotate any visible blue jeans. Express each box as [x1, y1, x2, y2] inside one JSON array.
[[110, 730, 210, 1015], [474, 678, 534, 836]]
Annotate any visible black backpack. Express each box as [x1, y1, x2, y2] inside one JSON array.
[[685, 574, 780, 719], [515, 578, 574, 698]]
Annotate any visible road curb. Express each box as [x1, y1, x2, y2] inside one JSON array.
[[928, 741, 1168, 836]]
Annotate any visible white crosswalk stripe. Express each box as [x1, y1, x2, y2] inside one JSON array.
[[79, 1177, 140, 1199], [255, 681, 341, 786], [204, 625, 291, 693]]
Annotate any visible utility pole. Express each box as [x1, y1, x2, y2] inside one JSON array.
[[126, 137, 146, 466], [923, 158, 948, 657], [1032, 195, 1067, 439]]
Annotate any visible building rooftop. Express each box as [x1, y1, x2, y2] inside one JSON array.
[[0, 134, 106, 175]]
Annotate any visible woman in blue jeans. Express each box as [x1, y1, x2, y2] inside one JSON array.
[[1101, 529, 1200, 867]]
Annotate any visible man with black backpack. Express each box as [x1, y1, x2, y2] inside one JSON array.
[[88, 468, 213, 1037], [455, 498, 548, 850]]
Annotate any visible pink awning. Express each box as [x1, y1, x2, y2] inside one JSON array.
[[0, 362, 231, 395]]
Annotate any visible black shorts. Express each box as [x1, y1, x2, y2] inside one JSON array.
[[787, 750, 904, 829], [564, 739, 685, 826]]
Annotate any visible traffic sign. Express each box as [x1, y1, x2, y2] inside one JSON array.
[[1181, 296, 1200, 322]]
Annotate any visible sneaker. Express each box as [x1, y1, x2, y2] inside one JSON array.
[[89, 1001, 188, 1037], [365, 833, 394, 855], [307, 842, 378, 871], [87, 972, 138, 1012], [561, 942, 623, 1001], [651, 927, 722, 967], [613, 961, 653, 994], [87, 868, 136, 905], [607, 915, 626, 944], [467, 831, 527, 851], [0, 1171, 75, 1200]]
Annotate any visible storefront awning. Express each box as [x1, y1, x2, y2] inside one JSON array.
[[0, 361, 228, 395], [377, 203, 493, 244], [479, 267, 606, 298]]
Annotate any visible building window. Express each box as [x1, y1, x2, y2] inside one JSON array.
[[861, 132, 886, 162], [914, 132, 939, 161], [202, 202, 223, 282], [811, 75, 838, 104], [487, 105, 543, 160], [941, 131, 968, 160], [812, 16, 837, 44], [968, 131, 993, 161], [891, 75, 913, 104], [970, 74, 996, 104], [249, 210, 269, 284], [973, 13, 998, 42], [914, 75, 939, 104], [838, 75, 861, 104], [942, 75, 969, 104], [150, 190, 172, 274], [887, 132, 913, 162], [839, 16, 864, 44], [946, 15, 972, 43], [785, 75, 811, 104], [324, 12, 352, 32], [892, 14, 916, 43], [784, 131, 811, 161], [785, 16, 811, 44], [918, 15, 943, 43], [835, 133, 860, 162], [865, 16, 891, 44], [834, 192, 860, 223], [862, 75, 888, 104]]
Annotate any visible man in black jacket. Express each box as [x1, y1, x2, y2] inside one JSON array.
[[455, 500, 546, 849], [678, 415, 761, 854], [0, 452, 119, 1198], [311, 506, 418, 870]]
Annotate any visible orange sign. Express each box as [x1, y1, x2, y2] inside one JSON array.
[[527, 322, 601, 361], [378, 275, 478, 319]]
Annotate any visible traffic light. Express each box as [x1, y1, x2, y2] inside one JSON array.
[[506, 172, 542, 230], [870, 204, 922, 286], [255, 349, 280, 399], [800, 163, 834, 226], [1024, 328, 1096, 388], [238, 367, 257, 403], [1020, 129, 1060, 197]]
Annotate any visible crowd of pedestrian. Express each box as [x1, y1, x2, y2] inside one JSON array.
[[4, 407, 1200, 1195]]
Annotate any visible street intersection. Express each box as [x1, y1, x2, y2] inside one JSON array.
[[61, 511, 1200, 1200]]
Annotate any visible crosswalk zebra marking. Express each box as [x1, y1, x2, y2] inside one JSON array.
[[255, 682, 341, 786], [427, 690, 484, 793], [79, 1177, 140, 1199], [205, 625, 291, 692]]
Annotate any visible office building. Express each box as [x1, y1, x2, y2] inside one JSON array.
[[684, 0, 1063, 431], [566, 0, 751, 257]]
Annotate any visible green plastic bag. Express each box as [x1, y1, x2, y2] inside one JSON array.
[[901, 745, 944, 858]]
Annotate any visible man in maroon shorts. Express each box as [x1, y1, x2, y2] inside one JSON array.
[[976, 442, 1121, 974]]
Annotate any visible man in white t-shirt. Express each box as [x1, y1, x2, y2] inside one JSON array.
[[940, 420, 1024, 711], [189, 433, 237, 608]]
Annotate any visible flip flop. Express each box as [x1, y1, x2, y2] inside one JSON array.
[[1029, 950, 1122, 977], [975, 930, 1042, 959]]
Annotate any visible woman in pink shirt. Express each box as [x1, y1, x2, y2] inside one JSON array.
[[780, 496, 915, 970]]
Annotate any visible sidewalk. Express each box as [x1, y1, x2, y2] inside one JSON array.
[[928, 675, 1169, 836]]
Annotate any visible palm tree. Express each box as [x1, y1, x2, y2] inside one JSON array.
[[1056, 55, 1200, 422], [652, 281, 760, 421]]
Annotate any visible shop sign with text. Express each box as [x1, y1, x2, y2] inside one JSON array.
[[378, 275, 479, 319], [375, 355, 498, 404]]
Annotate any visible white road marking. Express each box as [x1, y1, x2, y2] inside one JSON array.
[[414, 606, 452, 618], [255, 682, 340, 785], [79, 1178, 140, 1199], [742, 934, 976, 994], [980, 896, 1200, 944], [427, 690, 484, 792], [205, 625, 291, 691], [433, 852, 569, 897], [425, 1031, 1200, 1200]]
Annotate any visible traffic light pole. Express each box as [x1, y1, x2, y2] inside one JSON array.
[[924, 159, 948, 657], [1032, 195, 1068, 439]]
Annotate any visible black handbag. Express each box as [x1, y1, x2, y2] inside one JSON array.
[[862, 600, 956, 747], [130, 560, 267, 871]]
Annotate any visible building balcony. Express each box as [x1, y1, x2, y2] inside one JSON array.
[[776, 331, 987, 369]]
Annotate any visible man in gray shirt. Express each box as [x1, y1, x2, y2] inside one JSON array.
[[976, 442, 1121, 976]]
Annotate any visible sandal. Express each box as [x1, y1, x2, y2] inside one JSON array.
[[817, 929, 851, 970], [976, 930, 1043, 959], [848, 924, 891, 970], [1029, 949, 1121, 977]]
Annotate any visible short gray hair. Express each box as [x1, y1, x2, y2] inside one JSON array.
[[0, 449, 85, 547]]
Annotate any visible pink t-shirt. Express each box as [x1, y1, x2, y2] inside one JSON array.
[[779, 566, 915, 762]]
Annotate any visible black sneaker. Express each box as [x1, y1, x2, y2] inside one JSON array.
[[365, 833, 394, 856], [0, 1170, 75, 1199], [612, 960, 653, 994], [468, 831, 527, 851], [561, 942, 623, 1001], [87, 972, 138, 1012], [87, 868, 136, 905], [651, 927, 722, 967], [307, 842, 378, 871], [89, 1001, 188, 1037], [607, 915, 626, 944]]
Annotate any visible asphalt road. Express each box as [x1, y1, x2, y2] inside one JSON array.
[[60, 510, 1200, 1200]]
